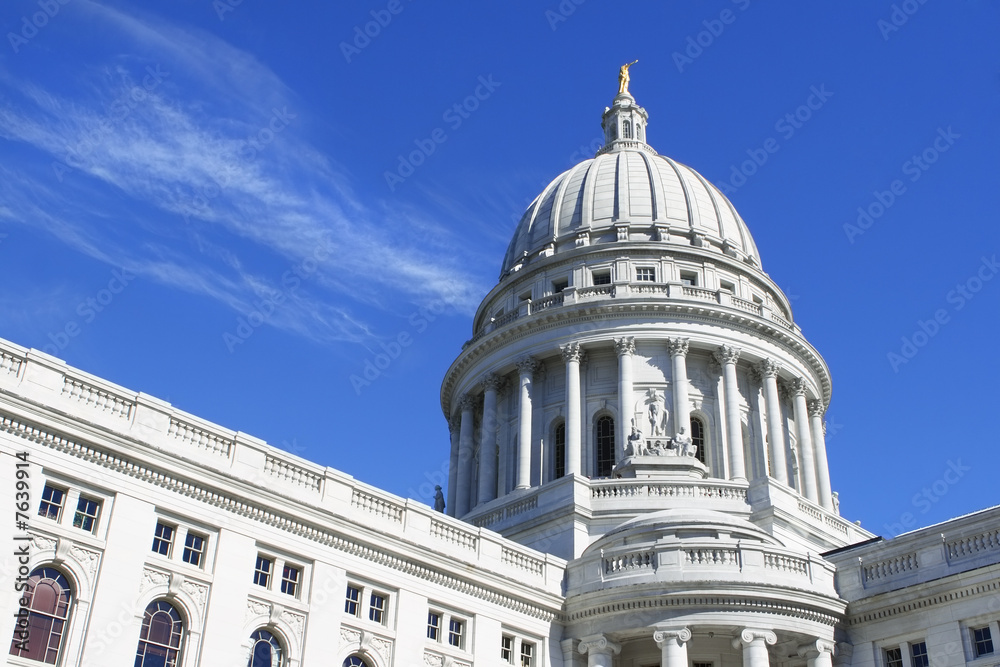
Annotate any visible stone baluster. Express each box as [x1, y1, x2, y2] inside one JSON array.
[[578, 635, 621, 667], [733, 629, 777, 667], [798, 640, 836, 667], [714, 345, 746, 481], [516, 357, 540, 489], [614, 337, 636, 462], [477, 373, 504, 504], [654, 627, 691, 667], [808, 399, 834, 509], [757, 359, 788, 485], [667, 338, 691, 436], [561, 343, 584, 476], [791, 378, 818, 502], [455, 394, 477, 516]]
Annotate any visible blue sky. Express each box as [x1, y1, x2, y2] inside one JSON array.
[[2, 1, 998, 538]]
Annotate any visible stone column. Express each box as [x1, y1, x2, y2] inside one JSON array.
[[561, 343, 584, 476], [809, 399, 834, 510], [516, 357, 539, 490], [798, 640, 836, 667], [668, 338, 691, 436], [733, 629, 777, 667], [654, 628, 691, 667], [614, 337, 635, 461], [791, 378, 818, 502], [757, 359, 788, 485], [578, 635, 621, 667], [447, 416, 460, 515], [455, 394, 476, 516], [714, 345, 746, 481], [477, 373, 503, 505]]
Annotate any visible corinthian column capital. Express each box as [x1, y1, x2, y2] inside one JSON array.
[[808, 398, 826, 417], [516, 356, 540, 376], [481, 372, 505, 393], [614, 337, 635, 357], [791, 377, 809, 397], [561, 342, 584, 363], [667, 337, 690, 357], [714, 344, 741, 365], [458, 393, 477, 412], [756, 358, 781, 378]]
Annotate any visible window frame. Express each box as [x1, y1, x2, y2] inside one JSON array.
[[9, 567, 73, 664], [553, 421, 566, 480], [973, 626, 995, 658], [134, 600, 184, 667], [635, 267, 656, 282], [182, 531, 207, 568], [253, 555, 273, 588], [280, 563, 301, 598], [447, 617, 465, 649], [679, 270, 699, 287], [248, 628, 284, 667], [368, 591, 388, 625], [72, 495, 101, 533], [426, 607, 470, 652], [345, 584, 362, 617], [690, 415, 707, 465], [427, 611, 441, 641], [591, 269, 612, 286], [151, 521, 176, 557], [595, 414, 616, 478], [38, 484, 66, 522]]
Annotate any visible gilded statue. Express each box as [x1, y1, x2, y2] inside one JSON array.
[[618, 60, 638, 94]]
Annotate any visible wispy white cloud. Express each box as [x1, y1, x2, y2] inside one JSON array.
[[0, 1, 489, 346]]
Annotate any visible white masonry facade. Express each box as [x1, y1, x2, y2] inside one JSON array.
[[3, 86, 1000, 667]]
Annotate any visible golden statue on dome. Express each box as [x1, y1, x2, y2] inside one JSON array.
[[618, 60, 638, 94]]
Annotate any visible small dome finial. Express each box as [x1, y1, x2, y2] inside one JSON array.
[[618, 60, 638, 95]]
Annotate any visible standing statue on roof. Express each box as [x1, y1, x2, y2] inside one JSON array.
[[618, 60, 638, 94]]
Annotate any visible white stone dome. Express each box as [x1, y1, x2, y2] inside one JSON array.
[[500, 93, 761, 277]]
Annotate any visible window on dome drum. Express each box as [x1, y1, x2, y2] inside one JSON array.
[[910, 642, 929, 667], [427, 612, 441, 640], [635, 267, 655, 282], [152, 522, 175, 556], [519, 291, 532, 303], [448, 617, 465, 648], [554, 422, 566, 479], [592, 270, 612, 286], [622, 120, 632, 139], [182, 532, 206, 567], [369, 592, 387, 624], [521, 641, 535, 667], [973, 627, 994, 657], [134, 600, 184, 667], [637, 124, 644, 141], [345, 585, 361, 616], [552, 278, 568, 293], [720, 280, 735, 293], [680, 271, 698, 286], [501, 636, 514, 663], [8, 567, 72, 664], [73, 495, 101, 532], [254, 555, 272, 588], [38, 484, 65, 521], [344, 656, 371, 667], [595, 416, 615, 477], [693, 662, 714, 667], [884, 647, 903, 667], [690, 416, 706, 464], [249, 629, 283, 667], [281, 564, 300, 597], [751, 293, 764, 305]]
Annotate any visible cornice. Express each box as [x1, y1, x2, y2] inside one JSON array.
[[0, 410, 562, 622]]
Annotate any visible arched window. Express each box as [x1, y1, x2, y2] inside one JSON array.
[[595, 416, 615, 477], [690, 416, 706, 465], [622, 120, 632, 139], [344, 656, 371, 667], [249, 629, 283, 667], [636, 124, 644, 141], [9, 567, 72, 664], [553, 422, 566, 479], [135, 600, 184, 667]]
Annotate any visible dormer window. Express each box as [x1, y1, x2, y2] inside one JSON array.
[[622, 120, 632, 139]]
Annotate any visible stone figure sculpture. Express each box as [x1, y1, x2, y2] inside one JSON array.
[[673, 427, 697, 458], [626, 420, 644, 456], [433, 485, 445, 512]]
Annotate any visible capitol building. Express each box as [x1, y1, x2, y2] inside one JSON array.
[[4, 76, 1000, 667]]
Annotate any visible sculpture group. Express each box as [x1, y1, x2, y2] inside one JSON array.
[[625, 420, 698, 459]]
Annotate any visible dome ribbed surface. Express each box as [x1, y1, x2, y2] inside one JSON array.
[[501, 150, 761, 274]]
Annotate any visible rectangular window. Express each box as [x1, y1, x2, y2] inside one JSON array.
[[592, 271, 611, 286], [281, 565, 300, 597], [151, 522, 174, 556], [552, 279, 568, 293], [910, 643, 929, 667], [720, 281, 735, 293], [73, 496, 101, 533], [635, 267, 655, 282], [427, 612, 441, 641], [521, 641, 535, 667], [973, 627, 994, 657], [38, 484, 65, 521], [501, 636, 514, 663], [182, 532, 206, 567], [369, 592, 387, 624], [694, 662, 714, 667], [680, 271, 698, 286], [885, 648, 903, 667], [345, 585, 361, 616], [253, 555, 272, 588], [448, 618, 464, 648]]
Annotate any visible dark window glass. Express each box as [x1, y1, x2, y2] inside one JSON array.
[[690, 416, 706, 464], [974, 627, 994, 657], [595, 416, 615, 477], [911, 643, 929, 667], [248, 629, 282, 667], [38, 485, 65, 521], [151, 522, 174, 556], [134, 600, 183, 667], [73, 496, 101, 532], [9, 567, 72, 664], [554, 423, 566, 479]]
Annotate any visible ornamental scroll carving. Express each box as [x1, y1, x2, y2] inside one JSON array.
[[666, 337, 690, 358], [733, 629, 777, 648], [560, 342, 585, 364], [653, 627, 692, 645], [714, 344, 741, 366], [516, 356, 540, 376], [807, 398, 826, 418], [791, 377, 809, 397], [613, 337, 635, 357], [68, 545, 101, 585], [756, 358, 781, 378], [140, 567, 170, 597]]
